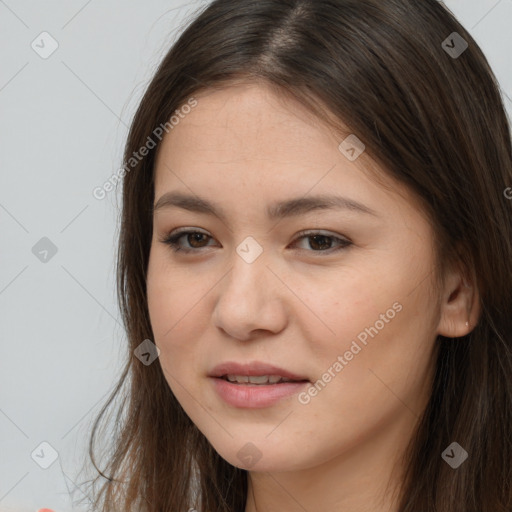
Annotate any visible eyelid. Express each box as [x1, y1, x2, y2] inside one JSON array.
[[168, 226, 210, 237], [293, 229, 352, 244]]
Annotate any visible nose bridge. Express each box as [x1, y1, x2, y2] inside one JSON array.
[[212, 240, 287, 339], [222, 243, 271, 308]]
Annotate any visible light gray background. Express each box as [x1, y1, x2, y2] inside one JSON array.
[[1, 1, 511, 511]]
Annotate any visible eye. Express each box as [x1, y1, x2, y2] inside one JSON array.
[[291, 230, 353, 253], [160, 228, 353, 255], [160, 228, 216, 253]]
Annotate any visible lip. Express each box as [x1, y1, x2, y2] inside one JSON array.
[[208, 361, 309, 381], [210, 378, 309, 408], [208, 361, 310, 409]]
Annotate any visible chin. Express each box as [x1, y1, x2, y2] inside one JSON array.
[[207, 438, 308, 473]]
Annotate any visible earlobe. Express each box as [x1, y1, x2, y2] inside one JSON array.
[[437, 267, 481, 338]]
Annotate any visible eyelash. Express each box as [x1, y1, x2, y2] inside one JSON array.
[[159, 229, 353, 255]]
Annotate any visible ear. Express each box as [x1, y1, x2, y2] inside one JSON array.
[[437, 261, 481, 338]]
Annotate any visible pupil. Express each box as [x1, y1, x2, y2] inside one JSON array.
[[189, 233, 207, 247], [310, 235, 331, 250]]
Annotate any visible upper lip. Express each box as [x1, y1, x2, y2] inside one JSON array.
[[209, 361, 309, 381]]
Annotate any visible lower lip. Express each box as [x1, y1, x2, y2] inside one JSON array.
[[210, 377, 309, 408]]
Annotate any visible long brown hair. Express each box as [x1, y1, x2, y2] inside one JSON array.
[[83, 1, 512, 510]]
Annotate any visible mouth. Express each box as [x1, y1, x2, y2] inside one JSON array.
[[218, 374, 309, 385], [209, 361, 310, 383], [208, 361, 310, 408]]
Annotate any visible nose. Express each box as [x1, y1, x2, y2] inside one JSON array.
[[212, 247, 288, 341]]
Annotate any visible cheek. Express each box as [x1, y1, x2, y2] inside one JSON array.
[[146, 253, 172, 338], [146, 267, 202, 404], [302, 258, 437, 389], [147, 248, 200, 338], [293, 267, 395, 354], [146, 249, 214, 377], [309, 284, 436, 427]]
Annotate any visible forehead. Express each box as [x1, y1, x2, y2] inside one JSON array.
[[152, 82, 417, 223], [159, 83, 340, 161]]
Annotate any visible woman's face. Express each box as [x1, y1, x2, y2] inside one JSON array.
[[147, 82, 442, 476]]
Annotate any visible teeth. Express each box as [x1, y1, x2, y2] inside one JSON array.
[[225, 374, 293, 384]]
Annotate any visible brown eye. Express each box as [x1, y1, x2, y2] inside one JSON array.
[[185, 233, 210, 248], [306, 234, 334, 250], [291, 231, 352, 254], [161, 230, 216, 253]]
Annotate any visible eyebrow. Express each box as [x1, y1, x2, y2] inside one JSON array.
[[153, 191, 379, 221]]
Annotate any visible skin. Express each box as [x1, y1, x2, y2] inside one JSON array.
[[146, 81, 481, 512]]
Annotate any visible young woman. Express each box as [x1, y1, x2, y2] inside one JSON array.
[[83, 1, 512, 511]]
